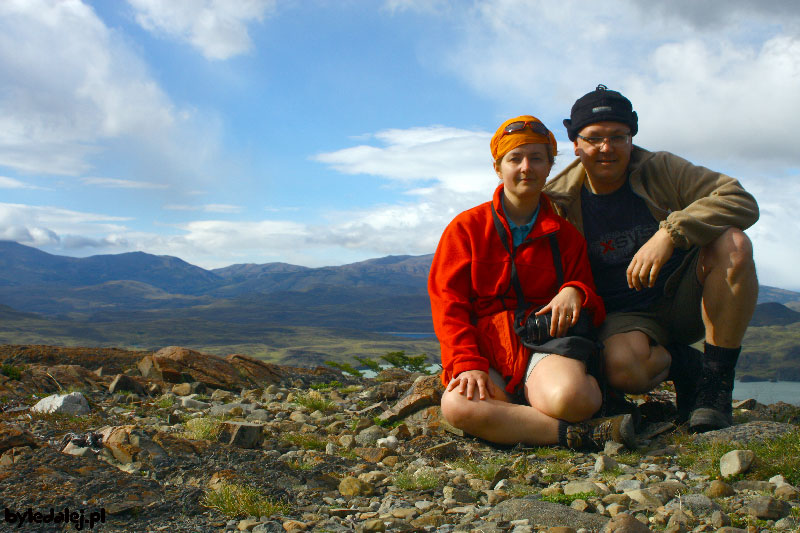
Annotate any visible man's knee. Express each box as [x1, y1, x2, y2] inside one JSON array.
[[604, 332, 666, 393], [702, 228, 756, 276]]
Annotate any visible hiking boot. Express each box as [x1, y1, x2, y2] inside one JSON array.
[[688, 367, 734, 432], [563, 414, 636, 451], [666, 344, 703, 424], [596, 388, 642, 430]]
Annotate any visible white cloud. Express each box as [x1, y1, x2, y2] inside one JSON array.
[[0, 176, 45, 190], [164, 203, 243, 213], [127, 0, 274, 60], [315, 126, 495, 194], [414, 0, 800, 168], [0, 202, 130, 249], [0, 0, 175, 175], [0, 0, 223, 190], [82, 177, 169, 189]]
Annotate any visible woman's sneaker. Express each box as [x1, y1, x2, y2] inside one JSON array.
[[562, 414, 636, 451]]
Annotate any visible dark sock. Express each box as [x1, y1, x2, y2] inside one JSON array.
[[557, 420, 570, 447], [703, 342, 741, 374]]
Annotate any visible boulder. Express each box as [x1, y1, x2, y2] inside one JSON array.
[[152, 346, 245, 391], [376, 374, 443, 424], [31, 392, 90, 415]]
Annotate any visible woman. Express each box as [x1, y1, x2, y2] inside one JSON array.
[[428, 115, 635, 450]]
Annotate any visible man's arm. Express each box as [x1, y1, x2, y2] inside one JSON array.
[[656, 152, 759, 249]]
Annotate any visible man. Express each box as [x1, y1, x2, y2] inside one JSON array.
[[543, 84, 759, 432]]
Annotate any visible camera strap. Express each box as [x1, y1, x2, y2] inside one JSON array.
[[490, 203, 563, 334]]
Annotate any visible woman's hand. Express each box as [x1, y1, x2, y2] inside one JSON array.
[[536, 286, 583, 338], [446, 370, 500, 401]]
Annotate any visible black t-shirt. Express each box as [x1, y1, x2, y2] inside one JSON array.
[[581, 179, 687, 313]]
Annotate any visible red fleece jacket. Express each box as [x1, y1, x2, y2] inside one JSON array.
[[429, 185, 605, 394]]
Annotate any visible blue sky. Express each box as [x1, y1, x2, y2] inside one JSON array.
[[1, 0, 799, 290]]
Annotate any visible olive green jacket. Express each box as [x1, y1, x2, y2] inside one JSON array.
[[543, 146, 759, 249]]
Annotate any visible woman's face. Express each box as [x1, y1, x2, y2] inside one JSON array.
[[494, 143, 552, 203]]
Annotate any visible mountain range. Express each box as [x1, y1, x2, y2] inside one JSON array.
[[0, 240, 799, 378]]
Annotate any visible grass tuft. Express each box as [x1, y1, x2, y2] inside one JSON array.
[[540, 491, 595, 505], [183, 417, 223, 441], [394, 467, 441, 490], [293, 390, 335, 413], [282, 432, 327, 451], [202, 482, 290, 519]]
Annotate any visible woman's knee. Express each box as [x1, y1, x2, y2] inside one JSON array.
[[544, 375, 601, 421], [440, 390, 486, 430], [527, 358, 601, 421]]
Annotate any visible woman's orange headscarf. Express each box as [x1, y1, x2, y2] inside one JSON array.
[[489, 115, 558, 161]]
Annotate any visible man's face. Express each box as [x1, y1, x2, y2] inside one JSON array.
[[573, 121, 633, 194]]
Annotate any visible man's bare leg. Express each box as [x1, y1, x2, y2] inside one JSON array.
[[603, 330, 670, 394], [691, 228, 758, 431]]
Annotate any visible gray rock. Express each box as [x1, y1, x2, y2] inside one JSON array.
[[218, 422, 264, 449], [664, 493, 720, 515], [355, 426, 385, 446], [719, 449, 755, 478], [595, 455, 619, 473], [564, 481, 608, 496], [615, 480, 644, 492], [109, 374, 147, 395], [487, 498, 609, 529], [31, 392, 90, 415], [602, 511, 650, 532], [747, 496, 792, 519]]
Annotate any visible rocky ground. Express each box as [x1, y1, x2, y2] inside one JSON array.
[[0, 344, 798, 533]]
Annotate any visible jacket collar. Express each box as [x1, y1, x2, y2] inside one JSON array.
[[545, 145, 655, 210], [491, 184, 561, 239]]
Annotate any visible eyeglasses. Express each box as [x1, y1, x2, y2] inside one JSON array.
[[500, 121, 550, 139], [576, 134, 630, 147]]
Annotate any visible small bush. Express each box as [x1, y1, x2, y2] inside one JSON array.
[[324, 360, 362, 378], [381, 351, 431, 374], [202, 483, 290, 519], [310, 380, 342, 391], [0, 364, 22, 381]]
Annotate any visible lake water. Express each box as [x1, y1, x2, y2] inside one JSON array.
[[733, 380, 800, 406]]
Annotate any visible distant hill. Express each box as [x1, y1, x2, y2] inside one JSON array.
[[750, 302, 800, 327], [758, 285, 800, 305], [0, 241, 221, 294], [1, 241, 800, 375]]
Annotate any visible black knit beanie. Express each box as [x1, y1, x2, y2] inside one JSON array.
[[563, 84, 638, 141]]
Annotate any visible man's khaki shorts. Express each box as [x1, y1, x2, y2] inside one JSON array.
[[598, 246, 704, 347]]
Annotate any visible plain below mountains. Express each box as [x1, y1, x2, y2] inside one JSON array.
[[0, 240, 799, 378]]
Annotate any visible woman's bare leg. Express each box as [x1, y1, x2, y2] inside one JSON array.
[[525, 354, 602, 422]]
